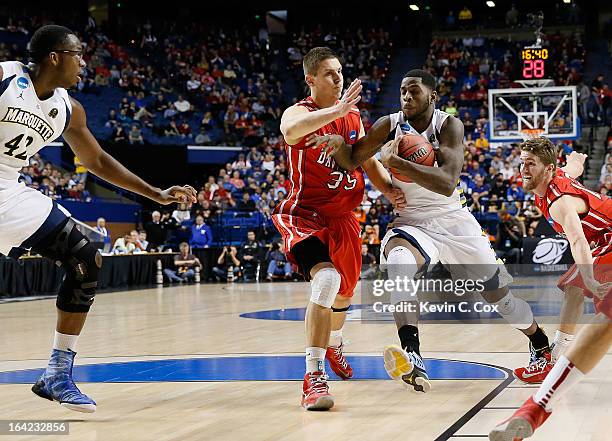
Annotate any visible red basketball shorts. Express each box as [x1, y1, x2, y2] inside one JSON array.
[[273, 210, 362, 298], [557, 251, 612, 319]]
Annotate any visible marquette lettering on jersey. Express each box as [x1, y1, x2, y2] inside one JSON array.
[[2, 107, 54, 141], [0, 61, 72, 181]]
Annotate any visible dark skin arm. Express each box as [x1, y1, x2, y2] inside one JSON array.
[[305, 116, 391, 172], [63, 97, 196, 204], [383, 116, 465, 197]]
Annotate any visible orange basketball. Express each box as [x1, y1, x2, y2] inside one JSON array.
[[389, 134, 436, 183]]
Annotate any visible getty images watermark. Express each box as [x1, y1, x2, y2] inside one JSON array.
[[357, 263, 609, 324], [369, 275, 498, 314]]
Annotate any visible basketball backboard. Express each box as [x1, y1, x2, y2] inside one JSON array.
[[488, 85, 578, 142]]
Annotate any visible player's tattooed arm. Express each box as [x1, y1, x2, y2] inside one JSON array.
[[549, 195, 611, 298], [305, 115, 391, 171], [561, 151, 587, 179], [63, 97, 196, 205], [386, 116, 465, 197]]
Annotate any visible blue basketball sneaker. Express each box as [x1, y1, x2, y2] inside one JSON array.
[[31, 349, 96, 413]]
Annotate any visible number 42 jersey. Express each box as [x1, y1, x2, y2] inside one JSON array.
[[0, 61, 72, 183]]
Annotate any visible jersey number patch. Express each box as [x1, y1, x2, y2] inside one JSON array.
[[4, 134, 33, 160], [327, 171, 357, 191]]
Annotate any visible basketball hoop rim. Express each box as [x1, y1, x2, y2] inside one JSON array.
[[519, 128, 546, 140]]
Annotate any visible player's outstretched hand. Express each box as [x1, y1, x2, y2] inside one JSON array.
[[155, 185, 197, 205], [305, 133, 345, 156], [335, 79, 362, 117], [380, 137, 400, 168], [383, 187, 407, 210], [567, 151, 588, 165], [585, 278, 612, 300]]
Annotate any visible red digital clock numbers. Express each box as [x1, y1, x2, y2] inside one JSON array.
[[521, 48, 549, 79], [523, 59, 545, 78]]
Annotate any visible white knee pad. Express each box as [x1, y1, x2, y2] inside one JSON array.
[[310, 268, 341, 308], [387, 246, 420, 304], [493, 291, 534, 330]]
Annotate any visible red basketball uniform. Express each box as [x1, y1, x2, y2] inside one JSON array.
[[273, 97, 365, 297], [535, 169, 612, 318]]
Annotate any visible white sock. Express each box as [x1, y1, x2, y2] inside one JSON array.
[[329, 329, 343, 347], [53, 331, 79, 352], [553, 330, 574, 345], [552, 330, 574, 363], [305, 347, 326, 373], [533, 355, 584, 411]]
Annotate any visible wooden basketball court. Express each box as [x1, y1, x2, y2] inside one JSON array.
[[0, 278, 610, 441]]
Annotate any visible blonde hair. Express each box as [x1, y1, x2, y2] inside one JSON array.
[[519, 136, 558, 170], [303, 47, 338, 76]]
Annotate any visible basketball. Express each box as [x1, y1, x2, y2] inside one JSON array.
[[389, 134, 436, 183]]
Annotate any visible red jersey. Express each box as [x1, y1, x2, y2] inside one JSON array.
[[276, 96, 365, 218], [535, 169, 612, 257]]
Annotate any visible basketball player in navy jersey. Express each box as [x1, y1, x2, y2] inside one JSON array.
[[0, 25, 196, 412], [309, 69, 587, 392]]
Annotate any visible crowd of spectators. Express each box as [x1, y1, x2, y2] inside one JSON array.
[[88, 21, 393, 147], [91, 22, 290, 147], [18, 153, 91, 202], [286, 25, 391, 117], [600, 124, 612, 195], [4, 12, 609, 280], [443, 3, 584, 30]]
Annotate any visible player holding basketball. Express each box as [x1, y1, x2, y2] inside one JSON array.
[[314, 70, 586, 393], [0, 25, 196, 412], [276, 47, 405, 410], [489, 137, 611, 441]]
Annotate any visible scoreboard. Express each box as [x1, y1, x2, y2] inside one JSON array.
[[519, 47, 550, 79]]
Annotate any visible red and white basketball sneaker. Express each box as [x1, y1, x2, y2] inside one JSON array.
[[489, 397, 551, 441], [513, 351, 553, 384], [301, 372, 334, 411], [326, 344, 353, 379]]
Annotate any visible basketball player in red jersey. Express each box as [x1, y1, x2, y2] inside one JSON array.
[[490, 137, 612, 441], [276, 47, 405, 410]]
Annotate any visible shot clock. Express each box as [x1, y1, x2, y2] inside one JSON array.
[[520, 47, 549, 79]]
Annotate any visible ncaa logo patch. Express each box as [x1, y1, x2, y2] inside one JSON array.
[[399, 122, 411, 133], [532, 238, 569, 265], [349, 130, 357, 141], [17, 77, 29, 89]]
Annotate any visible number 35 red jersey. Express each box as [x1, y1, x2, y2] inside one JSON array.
[[535, 169, 612, 257], [276, 96, 365, 218]]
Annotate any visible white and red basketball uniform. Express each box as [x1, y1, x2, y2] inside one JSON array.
[[272, 96, 364, 297], [535, 169, 612, 318]]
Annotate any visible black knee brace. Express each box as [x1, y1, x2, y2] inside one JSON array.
[[33, 219, 102, 313]]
